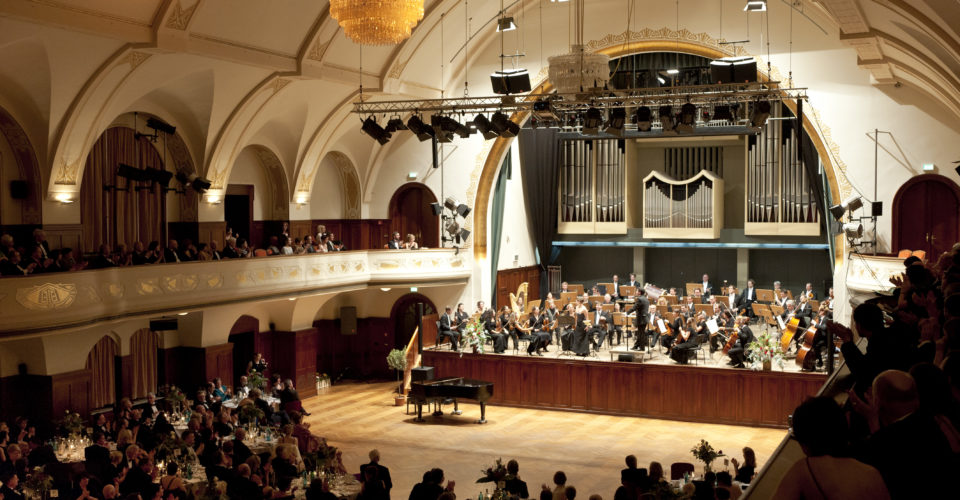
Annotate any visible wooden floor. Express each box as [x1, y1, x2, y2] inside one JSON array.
[[302, 382, 786, 500]]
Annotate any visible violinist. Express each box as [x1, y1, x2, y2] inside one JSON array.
[[475, 301, 486, 317], [454, 303, 470, 333], [709, 310, 735, 353], [644, 304, 661, 350], [544, 299, 560, 345], [727, 316, 754, 368], [610, 302, 625, 346], [526, 306, 551, 356], [726, 285, 740, 314], [558, 303, 576, 352], [693, 311, 709, 344], [484, 308, 508, 354], [500, 306, 517, 351], [588, 301, 611, 351], [669, 317, 699, 364]]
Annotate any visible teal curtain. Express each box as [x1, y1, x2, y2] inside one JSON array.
[[489, 150, 511, 308]]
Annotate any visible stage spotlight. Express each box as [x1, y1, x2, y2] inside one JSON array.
[[455, 120, 474, 138], [431, 115, 457, 143], [634, 106, 653, 131], [474, 114, 499, 140], [385, 116, 408, 133], [444, 197, 461, 212], [491, 112, 519, 137], [582, 107, 603, 135], [145, 118, 176, 135], [144, 168, 173, 186], [605, 108, 627, 137], [496, 16, 517, 32], [491, 68, 531, 95], [176, 171, 211, 193], [750, 101, 771, 130], [362, 117, 392, 145], [430, 202, 444, 216], [533, 99, 559, 123], [457, 203, 471, 217], [829, 195, 864, 220], [712, 105, 733, 122], [406, 115, 434, 141], [457, 228, 471, 243], [658, 106, 676, 135], [744, 0, 767, 12], [676, 102, 697, 134], [117, 163, 150, 182], [842, 222, 863, 239]]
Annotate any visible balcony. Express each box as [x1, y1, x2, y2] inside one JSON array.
[[0, 249, 471, 335]]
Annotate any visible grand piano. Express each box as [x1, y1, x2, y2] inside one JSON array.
[[409, 377, 494, 424]]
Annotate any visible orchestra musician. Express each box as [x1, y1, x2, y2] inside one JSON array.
[[803, 282, 818, 300], [587, 301, 611, 351], [454, 303, 470, 333], [726, 285, 740, 313], [737, 279, 758, 318], [669, 317, 699, 364], [558, 303, 577, 352], [809, 304, 831, 369], [610, 302, 625, 346], [796, 294, 814, 321], [525, 306, 551, 355], [709, 310, 735, 353], [475, 301, 486, 317], [499, 306, 515, 350], [781, 299, 809, 330], [645, 304, 660, 350], [630, 288, 651, 351], [726, 316, 754, 368], [773, 281, 786, 306], [437, 306, 461, 352], [625, 273, 639, 288], [544, 299, 560, 346], [609, 274, 621, 299], [483, 308, 508, 354], [700, 274, 713, 298], [572, 302, 591, 356]]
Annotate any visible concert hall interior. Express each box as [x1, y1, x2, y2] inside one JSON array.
[[0, 1, 958, 499]]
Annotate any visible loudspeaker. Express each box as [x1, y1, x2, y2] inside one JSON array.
[[149, 318, 178, 331], [617, 353, 635, 362], [10, 180, 28, 199], [340, 306, 357, 335], [871, 201, 883, 217], [18, 363, 27, 375], [410, 366, 434, 382]]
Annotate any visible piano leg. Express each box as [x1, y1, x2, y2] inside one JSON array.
[[452, 399, 462, 415], [432, 399, 443, 416], [477, 402, 487, 424], [416, 402, 424, 422]]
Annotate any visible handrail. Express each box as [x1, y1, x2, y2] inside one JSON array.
[[401, 326, 422, 396]]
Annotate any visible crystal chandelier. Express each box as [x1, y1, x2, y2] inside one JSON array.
[[330, 0, 425, 46], [547, 0, 609, 93]]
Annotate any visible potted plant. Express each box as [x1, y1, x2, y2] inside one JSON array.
[[459, 316, 490, 356], [691, 439, 723, 475], [386, 349, 408, 405], [746, 331, 785, 371]]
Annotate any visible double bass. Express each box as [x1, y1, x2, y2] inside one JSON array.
[[795, 325, 818, 371], [779, 317, 801, 352], [722, 329, 739, 356]]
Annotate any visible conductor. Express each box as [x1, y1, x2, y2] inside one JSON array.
[[630, 288, 651, 351]]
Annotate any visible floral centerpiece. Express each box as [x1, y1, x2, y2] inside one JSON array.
[[155, 431, 191, 463], [24, 466, 53, 497], [691, 439, 723, 474], [58, 410, 84, 437], [238, 403, 264, 424], [477, 457, 508, 497], [459, 316, 490, 356], [746, 331, 785, 371], [316, 372, 331, 391], [247, 369, 266, 391], [163, 385, 187, 413]]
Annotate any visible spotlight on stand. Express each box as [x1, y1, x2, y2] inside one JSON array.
[[604, 108, 626, 137], [658, 106, 676, 135], [676, 102, 697, 134], [117, 163, 150, 182], [491, 69, 531, 95], [176, 171, 211, 194], [146, 118, 176, 135], [829, 195, 864, 220], [430, 202, 444, 216], [750, 101, 771, 130], [385, 116, 408, 133], [406, 115, 434, 141], [582, 107, 603, 135], [443, 197, 471, 217], [491, 112, 520, 138], [474, 114, 499, 140], [362, 117, 392, 145], [634, 106, 653, 131], [842, 222, 864, 240]]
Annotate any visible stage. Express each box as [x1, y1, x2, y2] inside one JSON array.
[[421, 344, 826, 428]]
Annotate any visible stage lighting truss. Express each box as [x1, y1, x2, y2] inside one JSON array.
[[353, 82, 806, 139]]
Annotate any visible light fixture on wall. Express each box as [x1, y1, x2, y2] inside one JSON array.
[[380, 287, 392, 292], [295, 193, 309, 205], [204, 193, 222, 204], [829, 195, 864, 220], [53, 192, 75, 204], [176, 171, 212, 194]]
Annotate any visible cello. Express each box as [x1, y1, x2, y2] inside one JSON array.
[[795, 325, 819, 371], [721, 328, 739, 356], [779, 317, 801, 352]]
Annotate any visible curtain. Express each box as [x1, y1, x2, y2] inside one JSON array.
[[86, 336, 118, 409], [489, 151, 511, 308], [81, 127, 166, 254], [518, 128, 561, 297], [131, 329, 158, 398]]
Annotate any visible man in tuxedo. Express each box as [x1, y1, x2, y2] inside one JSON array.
[[139, 392, 160, 422], [587, 302, 611, 350], [630, 289, 651, 351], [737, 279, 757, 319], [84, 431, 111, 482], [387, 232, 403, 249], [32, 229, 50, 260], [700, 274, 712, 299], [625, 273, 638, 288], [803, 282, 818, 300], [363, 449, 393, 500], [208, 240, 222, 260], [727, 317, 754, 368], [163, 239, 182, 263], [504, 460, 529, 499], [222, 238, 240, 259], [831, 303, 915, 395], [610, 274, 621, 299], [437, 306, 460, 351]]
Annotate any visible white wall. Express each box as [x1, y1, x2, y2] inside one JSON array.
[[229, 147, 270, 220], [309, 154, 344, 219]]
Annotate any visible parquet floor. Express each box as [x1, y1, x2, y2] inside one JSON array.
[[302, 382, 786, 499]]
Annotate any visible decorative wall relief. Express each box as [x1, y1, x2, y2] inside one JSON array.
[[16, 283, 77, 310]]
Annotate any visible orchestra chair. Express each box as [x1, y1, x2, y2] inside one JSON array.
[[254, 249, 268, 257], [691, 335, 708, 365], [670, 462, 695, 481]]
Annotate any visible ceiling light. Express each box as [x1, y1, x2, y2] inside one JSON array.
[[431, 115, 457, 143], [666, 68, 680, 75], [496, 16, 517, 32], [658, 106, 676, 135], [380, 287, 392, 292], [177, 312, 189, 316], [604, 108, 626, 137], [330, 0, 425, 45], [582, 107, 603, 135], [295, 193, 308, 205], [455, 120, 475, 138], [744, 0, 767, 12], [362, 117, 392, 145], [406, 115, 434, 141], [548, 45, 611, 94], [407, 171, 418, 180], [204, 193, 222, 204], [474, 114, 499, 140], [491, 69, 531, 95], [634, 106, 653, 131], [444, 197, 462, 212]]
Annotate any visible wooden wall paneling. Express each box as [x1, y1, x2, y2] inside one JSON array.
[[738, 375, 764, 426], [119, 355, 133, 399], [495, 265, 542, 310], [198, 221, 227, 247], [289, 221, 313, 241], [167, 222, 199, 248], [640, 368, 663, 415], [42, 224, 83, 254], [204, 343, 233, 388], [760, 376, 784, 425], [502, 361, 523, 404], [554, 362, 572, 408], [587, 364, 607, 411], [519, 361, 536, 403], [715, 373, 739, 422], [535, 363, 555, 406], [158, 347, 180, 386], [250, 221, 265, 249], [569, 364, 588, 409], [421, 314, 439, 347], [294, 328, 319, 397], [51, 369, 92, 417], [314, 320, 339, 377]]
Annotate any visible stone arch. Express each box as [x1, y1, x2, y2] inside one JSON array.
[[472, 34, 845, 264], [0, 104, 42, 224], [325, 151, 362, 219], [243, 144, 290, 220]]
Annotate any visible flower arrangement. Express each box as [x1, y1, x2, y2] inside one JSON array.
[[459, 316, 490, 356], [691, 439, 723, 473], [24, 466, 53, 494], [155, 431, 191, 463], [163, 385, 186, 412], [58, 410, 84, 437], [316, 372, 331, 390], [238, 404, 264, 424], [746, 331, 785, 370], [477, 458, 508, 483], [247, 369, 266, 391]]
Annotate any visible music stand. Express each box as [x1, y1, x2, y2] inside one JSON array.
[[601, 304, 614, 313], [598, 282, 615, 296], [527, 299, 541, 313], [663, 295, 678, 305], [560, 292, 578, 308], [757, 289, 776, 303], [620, 285, 637, 297], [588, 295, 603, 305], [689, 297, 702, 305], [571, 284, 585, 295], [809, 300, 820, 311], [657, 304, 670, 316], [786, 290, 795, 300], [694, 304, 713, 315], [685, 283, 703, 297]]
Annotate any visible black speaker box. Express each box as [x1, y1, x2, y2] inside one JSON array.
[[617, 353, 636, 362], [10, 180, 28, 199], [411, 366, 434, 382], [150, 318, 178, 331], [872, 201, 883, 217], [340, 306, 357, 335]]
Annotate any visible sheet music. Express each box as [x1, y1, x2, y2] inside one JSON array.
[[657, 318, 667, 333], [777, 315, 786, 330], [706, 319, 719, 334]]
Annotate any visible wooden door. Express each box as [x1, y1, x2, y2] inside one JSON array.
[[388, 183, 439, 249], [893, 174, 960, 257]]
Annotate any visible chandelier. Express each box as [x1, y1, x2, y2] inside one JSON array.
[[330, 0, 425, 45], [547, 0, 610, 93]]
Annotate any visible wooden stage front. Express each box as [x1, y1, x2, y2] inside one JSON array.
[[421, 350, 825, 428]]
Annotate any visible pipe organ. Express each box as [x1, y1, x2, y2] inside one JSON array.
[[665, 146, 723, 180], [558, 139, 627, 234], [745, 105, 820, 235], [642, 170, 724, 239]]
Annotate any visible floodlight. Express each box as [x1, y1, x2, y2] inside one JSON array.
[[430, 202, 444, 216], [474, 114, 499, 140], [117, 163, 149, 182], [406, 115, 434, 141], [496, 16, 517, 32], [385, 116, 408, 133], [491, 68, 531, 94], [842, 222, 863, 239], [582, 107, 603, 135], [362, 117, 392, 145], [605, 108, 626, 137], [634, 106, 653, 131], [491, 112, 519, 137]]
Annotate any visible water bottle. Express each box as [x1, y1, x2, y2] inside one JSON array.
[[684, 471, 689, 484]]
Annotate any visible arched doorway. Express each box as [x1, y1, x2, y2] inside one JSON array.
[[388, 183, 439, 249], [389, 294, 437, 349], [893, 174, 960, 258], [228, 315, 260, 388], [86, 335, 119, 409]]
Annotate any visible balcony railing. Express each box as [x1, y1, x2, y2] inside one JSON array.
[[0, 249, 471, 335]]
